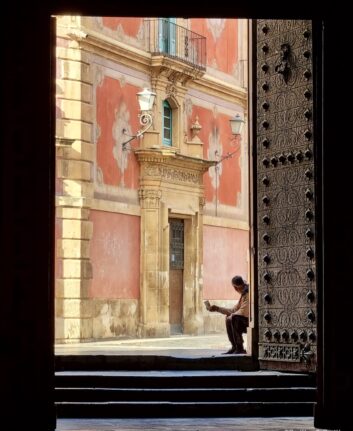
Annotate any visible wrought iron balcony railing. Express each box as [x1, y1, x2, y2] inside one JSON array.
[[145, 19, 206, 70]]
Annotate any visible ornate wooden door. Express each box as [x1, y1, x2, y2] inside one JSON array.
[[255, 20, 317, 372]]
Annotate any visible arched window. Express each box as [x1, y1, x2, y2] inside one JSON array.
[[163, 101, 172, 146]]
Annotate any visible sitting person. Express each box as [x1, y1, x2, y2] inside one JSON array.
[[205, 275, 249, 354]]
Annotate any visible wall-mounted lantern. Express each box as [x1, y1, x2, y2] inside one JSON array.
[[229, 113, 245, 136], [122, 88, 156, 150]]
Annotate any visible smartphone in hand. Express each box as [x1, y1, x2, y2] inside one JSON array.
[[204, 300, 211, 310]]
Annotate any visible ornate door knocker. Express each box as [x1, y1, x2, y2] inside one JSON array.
[[301, 343, 315, 364], [275, 43, 291, 84]]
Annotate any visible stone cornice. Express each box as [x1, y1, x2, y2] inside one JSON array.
[[190, 73, 247, 108], [68, 27, 152, 73], [134, 148, 215, 173]]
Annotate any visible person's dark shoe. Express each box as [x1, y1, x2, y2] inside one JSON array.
[[222, 347, 236, 354], [234, 347, 246, 354]]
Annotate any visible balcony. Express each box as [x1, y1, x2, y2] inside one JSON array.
[[145, 19, 206, 71]]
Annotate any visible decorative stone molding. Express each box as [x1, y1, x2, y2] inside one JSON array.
[[67, 29, 88, 41], [138, 189, 162, 209], [190, 116, 202, 144], [151, 56, 205, 90], [143, 164, 200, 185], [166, 82, 177, 99], [164, 167, 200, 184], [136, 148, 214, 185], [186, 116, 204, 158]]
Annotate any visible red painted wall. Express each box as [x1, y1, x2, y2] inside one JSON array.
[[89, 210, 140, 299], [203, 225, 249, 300], [96, 77, 140, 189], [190, 19, 238, 74], [188, 106, 241, 207], [102, 17, 143, 38]]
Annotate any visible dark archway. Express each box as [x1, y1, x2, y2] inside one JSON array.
[[1, 3, 351, 430]]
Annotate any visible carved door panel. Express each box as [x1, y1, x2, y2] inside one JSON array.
[[169, 219, 184, 334], [256, 20, 317, 372]]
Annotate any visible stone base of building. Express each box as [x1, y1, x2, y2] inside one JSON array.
[[137, 322, 171, 338]]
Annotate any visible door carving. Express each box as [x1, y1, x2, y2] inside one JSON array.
[[256, 20, 317, 372]]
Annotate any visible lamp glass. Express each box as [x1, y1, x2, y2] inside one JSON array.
[[137, 88, 156, 111], [230, 113, 245, 135]]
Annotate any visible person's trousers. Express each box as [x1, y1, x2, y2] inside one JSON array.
[[225, 314, 249, 348]]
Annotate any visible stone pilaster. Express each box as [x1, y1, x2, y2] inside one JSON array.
[[138, 189, 170, 337], [55, 17, 94, 343], [182, 197, 206, 335]]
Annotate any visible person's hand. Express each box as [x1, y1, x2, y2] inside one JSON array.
[[204, 300, 210, 310], [204, 301, 218, 312]]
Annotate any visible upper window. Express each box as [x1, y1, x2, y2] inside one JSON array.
[[163, 101, 172, 146], [158, 18, 176, 55]]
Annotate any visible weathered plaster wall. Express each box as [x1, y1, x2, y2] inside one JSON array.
[[203, 225, 249, 299], [190, 19, 238, 75], [88, 210, 140, 339], [96, 76, 141, 189], [81, 16, 147, 50], [187, 105, 241, 207], [89, 210, 140, 299], [101, 17, 144, 37]]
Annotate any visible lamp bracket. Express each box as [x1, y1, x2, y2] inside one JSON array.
[[122, 112, 153, 150]]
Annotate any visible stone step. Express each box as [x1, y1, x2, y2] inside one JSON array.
[[55, 386, 315, 402], [55, 364, 316, 418], [55, 400, 314, 418], [55, 354, 257, 371], [55, 370, 316, 389]]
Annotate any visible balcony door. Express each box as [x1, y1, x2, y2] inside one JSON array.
[[158, 18, 176, 55]]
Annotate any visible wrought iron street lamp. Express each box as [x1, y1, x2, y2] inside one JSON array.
[[229, 113, 245, 136], [215, 113, 245, 165], [122, 88, 156, 150]]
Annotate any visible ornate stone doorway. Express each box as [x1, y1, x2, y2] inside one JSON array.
[[136, 148, 213, 338]]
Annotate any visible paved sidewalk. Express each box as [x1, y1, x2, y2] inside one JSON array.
[[55, 333, 240, 357]]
